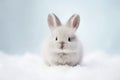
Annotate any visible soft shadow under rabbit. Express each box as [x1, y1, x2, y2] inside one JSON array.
[[41, 13, 83, 66]]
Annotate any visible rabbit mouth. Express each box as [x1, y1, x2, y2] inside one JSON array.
[[57, 52, 67, 57], [58, 52, 67, 55]]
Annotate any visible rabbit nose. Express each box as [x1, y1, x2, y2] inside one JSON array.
[[60, 42, 65, 49]]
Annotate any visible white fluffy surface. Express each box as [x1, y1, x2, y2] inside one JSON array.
[[0, 51, 120, 80]]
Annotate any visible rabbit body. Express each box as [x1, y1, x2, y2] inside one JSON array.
[[42, 13, 83, 66]]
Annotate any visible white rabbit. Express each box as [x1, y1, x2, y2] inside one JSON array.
[[42, 13, 83, 66]]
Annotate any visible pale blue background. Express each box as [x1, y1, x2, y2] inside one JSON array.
[[0, 0, 120, 54]]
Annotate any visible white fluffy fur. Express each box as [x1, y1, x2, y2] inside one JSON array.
[[41, 13, 83, 66]]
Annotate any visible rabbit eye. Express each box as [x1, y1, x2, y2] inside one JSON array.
[[56, 37, 58, 41], [68, 37, 71, 42]]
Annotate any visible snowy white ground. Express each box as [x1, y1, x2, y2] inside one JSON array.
[[0, 51, 120, 80]]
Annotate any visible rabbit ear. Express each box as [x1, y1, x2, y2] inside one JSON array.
[[47, 13, 61, 29], [66, 14, 80, 30]]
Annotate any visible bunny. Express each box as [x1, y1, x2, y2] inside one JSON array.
[[42, 13, 83, 66]]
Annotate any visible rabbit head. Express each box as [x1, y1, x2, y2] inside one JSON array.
[[47, 13, 80, 52]]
